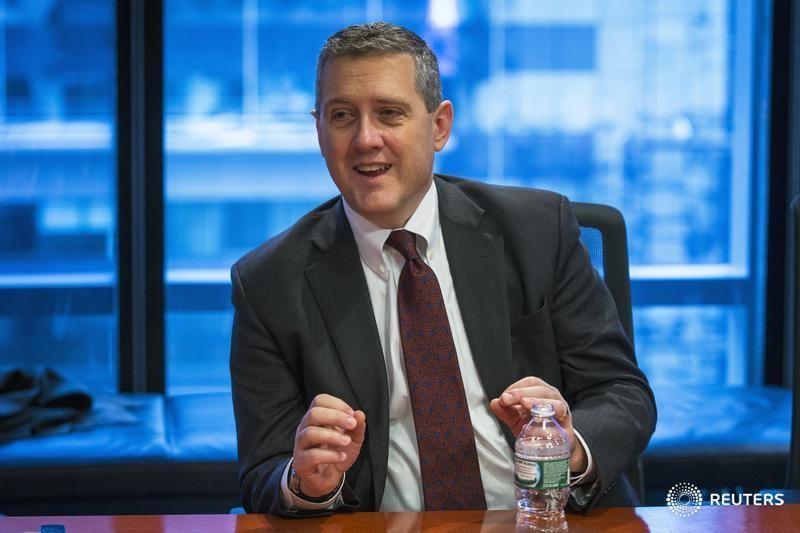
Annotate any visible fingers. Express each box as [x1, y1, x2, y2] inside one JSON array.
[[498, 376, 559, 405], [557, 401, 570, 421], [293, 395, 365, 472], [294, 446, 348, 472], [295, 408, 366, 451], [498, 377, 568, 413], [350, 410, 367, 444], [489, 397, 522, 429], [296, 425, 353, 451], [491, 376, 573, 435], [299, 394, 357, 435], [302, 406, 357, 433], [490, 395, 525, 417], [311, 393, 356, 414]]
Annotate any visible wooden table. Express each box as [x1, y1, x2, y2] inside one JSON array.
[[1, 505, 797, 533]]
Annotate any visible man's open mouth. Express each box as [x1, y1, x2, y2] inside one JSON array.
[[355, 164, 391, 177]]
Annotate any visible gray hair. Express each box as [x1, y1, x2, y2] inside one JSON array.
[[315, 22, 442, 114]]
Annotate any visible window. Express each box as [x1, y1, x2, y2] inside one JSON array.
[[0, 1, 117, 390], [163, 0, 769, 393], [2, 1, 767, 394]]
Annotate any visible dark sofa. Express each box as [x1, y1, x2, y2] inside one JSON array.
[[0, 386, 790, 515], [0, 393, 239, 515]]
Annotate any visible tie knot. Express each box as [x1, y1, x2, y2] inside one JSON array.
[[385, 230, 420, 261]]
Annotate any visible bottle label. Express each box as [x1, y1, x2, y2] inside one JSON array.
[[514, 454, 570, 489]]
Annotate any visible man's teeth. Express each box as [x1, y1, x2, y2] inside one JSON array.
[[357, 164, 390, 172]]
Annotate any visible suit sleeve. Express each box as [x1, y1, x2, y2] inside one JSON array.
[[549, 196, 656, 510], [230, 262, 320, 516], [230, 259, 364, 516]]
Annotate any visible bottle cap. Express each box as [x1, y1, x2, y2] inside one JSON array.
[[530, 403, 555, 417]]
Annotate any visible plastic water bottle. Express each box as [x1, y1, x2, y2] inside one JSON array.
[[514, 403, 571, 531]]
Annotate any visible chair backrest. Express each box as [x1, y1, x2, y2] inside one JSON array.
[[573, 201, 643, 501], [573, 202, 635, 348], [789, 197, 800, 489]]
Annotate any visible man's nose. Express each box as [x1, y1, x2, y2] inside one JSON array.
[[353, 117, 384, 151]]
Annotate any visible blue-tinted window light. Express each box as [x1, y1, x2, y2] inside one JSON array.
[[162, 0, 767, 393], [0, 0, 117, 391]]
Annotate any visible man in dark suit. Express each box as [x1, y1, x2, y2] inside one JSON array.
[[230, 22, 655, 516]]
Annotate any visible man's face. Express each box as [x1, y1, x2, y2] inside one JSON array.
[[315, 53, 453, 229]]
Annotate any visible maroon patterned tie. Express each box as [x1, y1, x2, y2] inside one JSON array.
[[385, 230, 486, 511]]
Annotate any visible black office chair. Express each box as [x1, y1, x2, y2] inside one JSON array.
[[573, 202, 635, 345], [573, 201, 644, 503], [788, 196, 800, 490]]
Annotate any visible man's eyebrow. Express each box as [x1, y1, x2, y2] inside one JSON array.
[[322, 97, 413, 110], [375, 97, 412, 109], [322, 98, 354, 109]]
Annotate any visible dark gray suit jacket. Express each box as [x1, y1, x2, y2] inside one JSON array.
[[230, 175, 656, 515]]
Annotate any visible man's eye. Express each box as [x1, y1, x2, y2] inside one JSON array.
[[330, 110, 353, 121], [379, 109, 405, 122]]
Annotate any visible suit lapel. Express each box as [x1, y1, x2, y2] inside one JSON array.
[[303, 180, 518, 506], [304, 202, 390, 507], [436, 178, 516, 417]]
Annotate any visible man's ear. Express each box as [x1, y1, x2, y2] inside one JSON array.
[[313, 108, 327, 156], [432, 100, 454, 152]]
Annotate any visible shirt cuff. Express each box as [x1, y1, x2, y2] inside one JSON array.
[[279, 459, 345, 511], [568, 428, 600, 508], [569, 428, 596, 487]]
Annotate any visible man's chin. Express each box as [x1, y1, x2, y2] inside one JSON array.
[[352, 203, 407, 229]]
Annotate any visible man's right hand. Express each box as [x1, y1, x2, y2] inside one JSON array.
[[292, 394, 367, 498]]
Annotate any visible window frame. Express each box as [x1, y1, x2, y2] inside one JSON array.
[[106, 0, 794, 393]]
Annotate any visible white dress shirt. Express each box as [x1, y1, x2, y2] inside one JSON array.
[[282, 179, 595, 511], [344, 181, 517, 510]]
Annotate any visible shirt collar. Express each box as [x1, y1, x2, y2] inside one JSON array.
[[343, 179, 441, 279]]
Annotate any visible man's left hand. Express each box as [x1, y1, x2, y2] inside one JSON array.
[[489, 376, 587, 473]]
